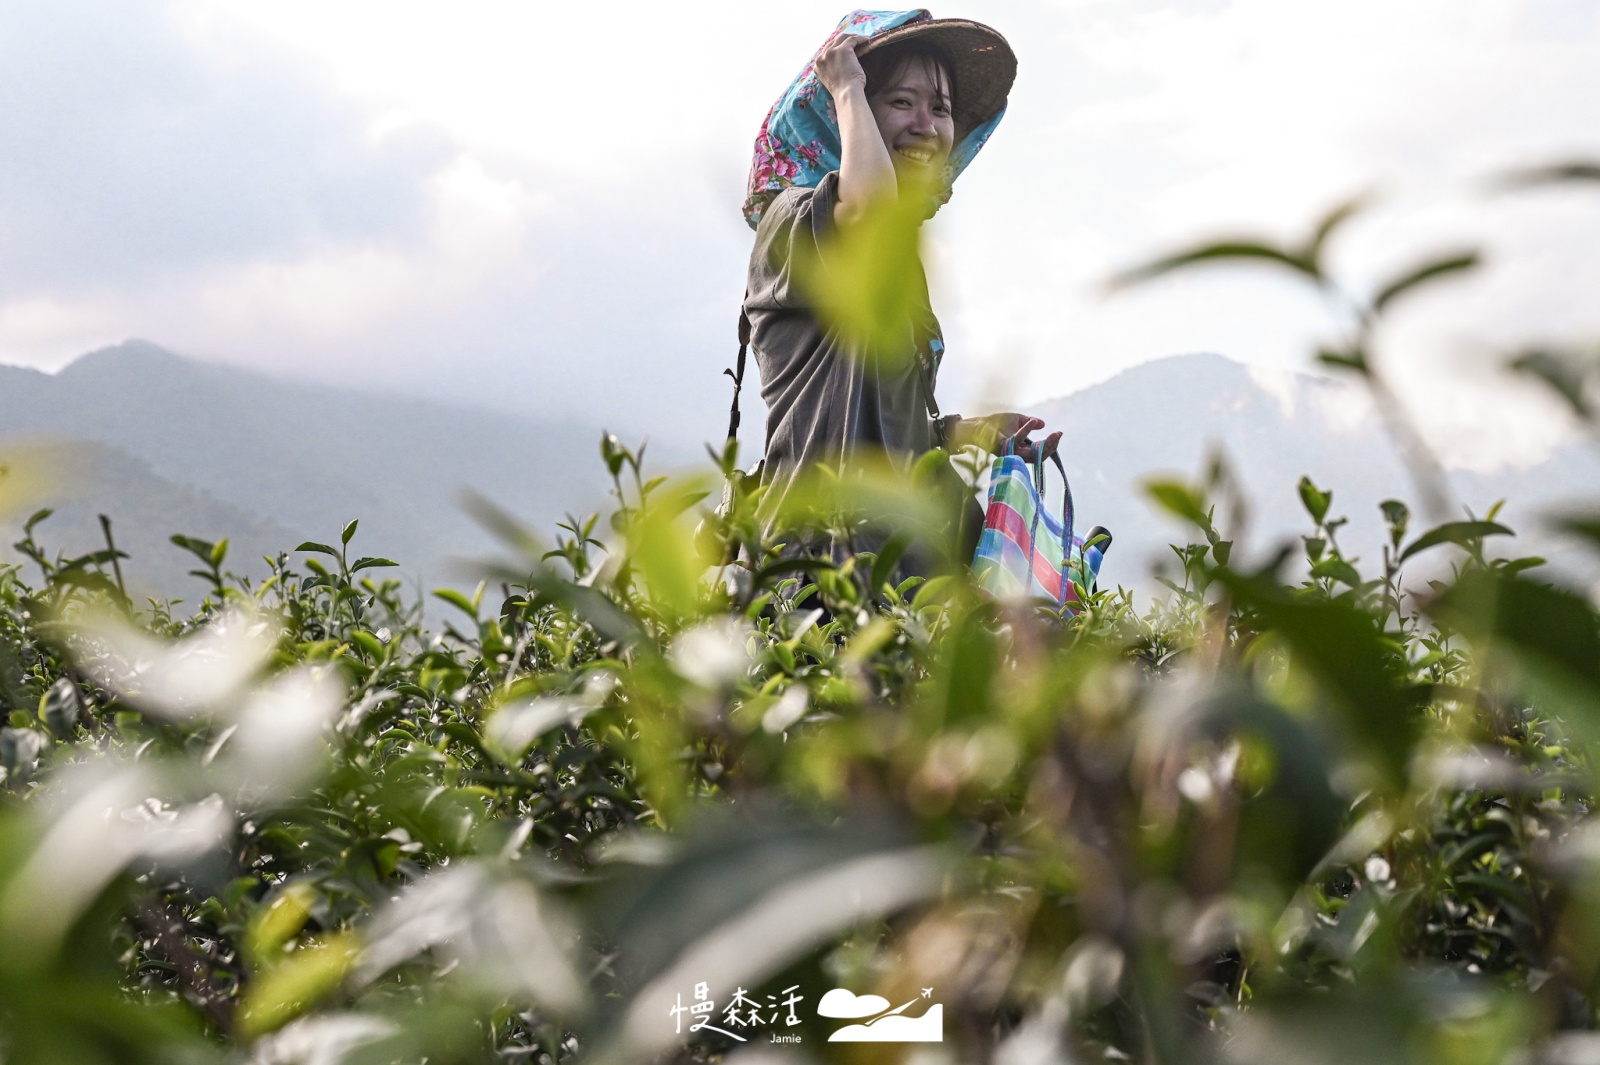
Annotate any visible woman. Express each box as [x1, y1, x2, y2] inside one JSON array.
[[741, 12, 1056, 563]]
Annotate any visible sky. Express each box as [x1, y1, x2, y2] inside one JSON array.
[[2, 0, 1598, 470]]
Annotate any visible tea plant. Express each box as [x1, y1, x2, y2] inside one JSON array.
[[0, 165, 1598, 1065]]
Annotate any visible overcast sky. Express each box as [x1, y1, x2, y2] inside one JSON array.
[[2, 0, 1598, 470]]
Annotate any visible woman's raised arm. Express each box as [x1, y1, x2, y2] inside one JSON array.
[[813, 33, 896, 227]]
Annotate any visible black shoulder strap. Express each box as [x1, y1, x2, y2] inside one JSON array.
[[725, 304, 752, 442], [913, 334, 946, 448], [915, 353, 941, 423], [909, 257, 947, 447]]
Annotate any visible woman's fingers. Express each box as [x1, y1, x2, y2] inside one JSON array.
[[1015, 431, 1062, 463], [968, 412, 1058, 456], [1003, 415, 1046, 446], [816, 33, 868, 93]]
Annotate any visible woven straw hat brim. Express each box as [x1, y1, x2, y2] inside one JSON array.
[[857, 18, 1017, 137]]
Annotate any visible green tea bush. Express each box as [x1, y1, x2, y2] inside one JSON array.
[[1, 172, 1599, 1065]]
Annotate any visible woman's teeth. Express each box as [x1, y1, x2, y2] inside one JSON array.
[[898, 147, 932, 163]]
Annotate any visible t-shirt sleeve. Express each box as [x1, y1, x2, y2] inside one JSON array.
[[746, 171, 839, 312]]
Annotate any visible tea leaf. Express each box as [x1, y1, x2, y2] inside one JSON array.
[[1371, 250, 1479, 314], [1110, 240, 1316, 291], [1145, 478, 1212, 529], [1509, 348, 1594, 419], [1298, 476, 1331, 526], [1398, 520, 1513, 563], [1495, 159, 1600, 188]]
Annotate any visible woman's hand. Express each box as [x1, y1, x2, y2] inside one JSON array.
[[951, 413, 1062, 462], [814, 32, 868, 98]]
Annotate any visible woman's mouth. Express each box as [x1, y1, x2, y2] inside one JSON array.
[[897, 146, 935, 165]]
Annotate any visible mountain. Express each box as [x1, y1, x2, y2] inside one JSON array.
[[0, 341, 678, 600], [1, 437, 297, 603], [1032, 352, 1600, 592], [2, 343, 1593, 605]]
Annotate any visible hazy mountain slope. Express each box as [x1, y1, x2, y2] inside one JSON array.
[[0, 341, 674, 593], [1031, 353, 1599, 591], [3, 343, 1591, 603], [0, 438, 295, 602]]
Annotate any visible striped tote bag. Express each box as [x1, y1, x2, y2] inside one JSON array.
[[971, 447, 1109, 613]]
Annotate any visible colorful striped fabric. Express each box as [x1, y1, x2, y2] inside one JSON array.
[[972, 452, 1106, 613]]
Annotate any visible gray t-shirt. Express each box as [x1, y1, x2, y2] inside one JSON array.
[[743, 171, 943, 518]]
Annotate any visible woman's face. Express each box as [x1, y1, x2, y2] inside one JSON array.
[[867, 56, 955, 184]]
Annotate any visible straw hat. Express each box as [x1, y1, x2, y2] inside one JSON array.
[[857, 18, 1017, 138], [742, 11, 1016, 229]]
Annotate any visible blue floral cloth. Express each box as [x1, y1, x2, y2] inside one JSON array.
[[743, 9, 1007, 230]]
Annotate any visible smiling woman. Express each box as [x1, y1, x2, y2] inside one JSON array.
[[736, 10, 1047, 568], [832, 35, 956, 227]]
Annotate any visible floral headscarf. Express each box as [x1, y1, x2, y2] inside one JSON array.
[[743, 9, 1008, 230]]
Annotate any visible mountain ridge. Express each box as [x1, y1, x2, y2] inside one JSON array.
[[3, 341, 1593, 599], [1030, 351, 1596, 589], [1, 340, 647, 595]]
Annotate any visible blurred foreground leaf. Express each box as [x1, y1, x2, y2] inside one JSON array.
[[793, 180, 933, 370], [1225, 574, 1428, 788], [1430, 569, 1600, 722]]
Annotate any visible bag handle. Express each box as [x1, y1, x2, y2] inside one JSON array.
[[1049, 451, 1074, 554], [1002, 437, 1072, 541], [1048, 451, 1076, 603], [1001, 434, 1076, 603], [1028, 447, 1076, 604]]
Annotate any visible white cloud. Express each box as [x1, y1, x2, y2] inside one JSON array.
[[0, 0, 447, 293], [816, 989, 891, 1019], [937, 0, 1600, 469]]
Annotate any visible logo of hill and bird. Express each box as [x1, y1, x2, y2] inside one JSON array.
[[818, 986, 943, 1042]]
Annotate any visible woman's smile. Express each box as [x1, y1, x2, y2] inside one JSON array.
[[867, 56, 955, 181]]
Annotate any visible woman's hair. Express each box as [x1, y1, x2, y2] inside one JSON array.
[[860, 41, 962, 139]]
